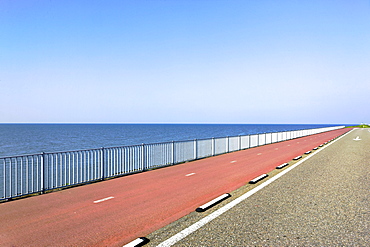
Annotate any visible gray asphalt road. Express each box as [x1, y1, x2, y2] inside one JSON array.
[[147, 128, 369, 246]]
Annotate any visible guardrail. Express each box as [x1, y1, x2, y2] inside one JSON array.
[[0, 126, 344, 200]]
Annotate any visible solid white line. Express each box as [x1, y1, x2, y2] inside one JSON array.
[[156, 129, 353, 247], [93, 196, 114, 204], [185, 173, 196, 177]]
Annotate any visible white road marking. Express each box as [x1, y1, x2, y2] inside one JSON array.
[[257, 153, 262, 155], [230, 160, 237, 163], [185, 173, 196, 177], [353, 136, 361, 141], [93, 196, 114, 204], [156, 129, 354, 247]]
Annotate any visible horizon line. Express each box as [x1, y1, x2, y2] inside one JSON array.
[[0, 122, 352, 125]]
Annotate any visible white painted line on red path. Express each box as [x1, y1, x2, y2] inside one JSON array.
[[93, 196, 114, 204], [185, 173, 196, 177], [156, 129, 354, 247], [230, 160, 237, 163]]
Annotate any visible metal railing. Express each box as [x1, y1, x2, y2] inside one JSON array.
[[0, 126, 345, 200]]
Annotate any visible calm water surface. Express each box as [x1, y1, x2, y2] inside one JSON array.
[[0, 124, 342, 157]]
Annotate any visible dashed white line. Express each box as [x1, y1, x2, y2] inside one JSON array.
[[257, 153, 262, 155], [185, 173, 196, 177], [93, 196, 114, 204], [230, 160, 237, 163]]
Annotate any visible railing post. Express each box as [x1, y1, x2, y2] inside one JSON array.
[[171, 141, 175, 165], [193, 139, 197, 160], [8, 158, 12, 198], [212, 138, 215, 156], [141, 143, 145, 171], [2, 159, 5, 199], [101, 147, 105, 180], [238, 135, 241, 150], [41, 152, 45, 194], [226, 136, 229, 153]]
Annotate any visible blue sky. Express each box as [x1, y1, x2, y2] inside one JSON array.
[[1, 0, 369, 124]]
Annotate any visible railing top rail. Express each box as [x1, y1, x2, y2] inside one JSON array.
[[42, 147, 104, 155], [0, 153, 43, 160]]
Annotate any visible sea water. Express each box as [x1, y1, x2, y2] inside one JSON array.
[[0, 124, 341, 157]]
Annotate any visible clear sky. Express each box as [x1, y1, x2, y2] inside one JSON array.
[[1, 0, 369, 124]]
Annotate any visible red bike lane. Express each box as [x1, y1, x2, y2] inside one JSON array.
[[0, 128, 350, 246]]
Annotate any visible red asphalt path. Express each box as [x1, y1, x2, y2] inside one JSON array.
[[0, 128, 350, 246]]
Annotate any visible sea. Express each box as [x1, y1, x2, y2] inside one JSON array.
[[0, 124, 344, 158]]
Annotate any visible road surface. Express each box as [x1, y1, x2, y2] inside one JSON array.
[[148, 128, 369, 246], [0, 128, 350, 246]]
